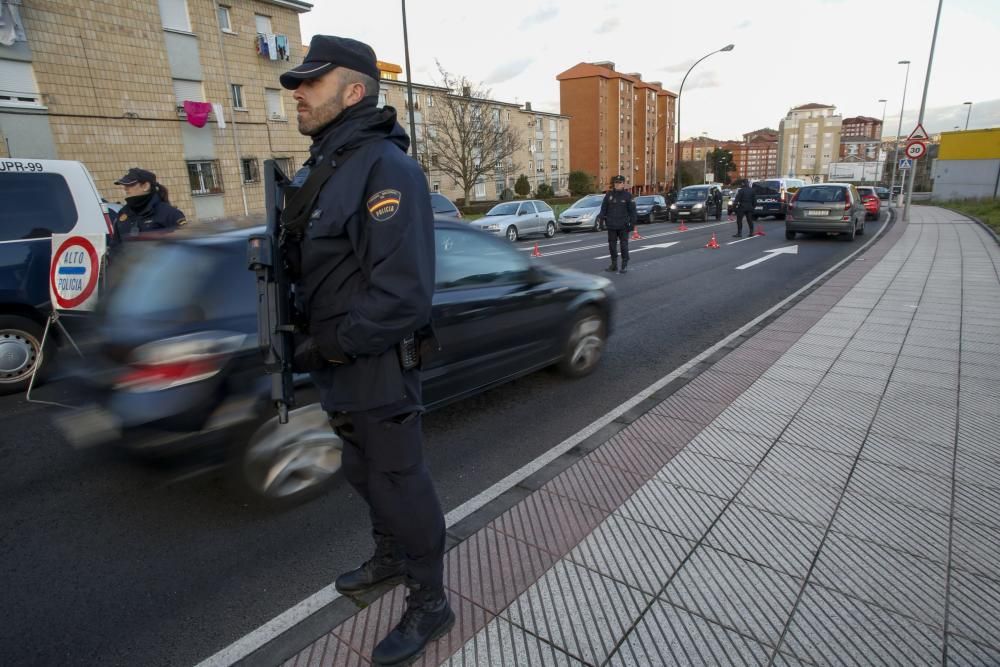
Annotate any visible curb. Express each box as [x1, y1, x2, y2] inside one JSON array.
[[937, 205, 1000, 246], [235, 210, 901, 667]]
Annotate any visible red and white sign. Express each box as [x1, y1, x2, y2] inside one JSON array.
[[49, 234, 105, 311], [905, 141, 928, 160], [906, 123, 929, 142]]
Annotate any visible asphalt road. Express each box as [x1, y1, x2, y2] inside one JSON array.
[[0, 211, 889, 666]]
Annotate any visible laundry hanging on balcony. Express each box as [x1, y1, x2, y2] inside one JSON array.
[[182, 101, 212, 128]]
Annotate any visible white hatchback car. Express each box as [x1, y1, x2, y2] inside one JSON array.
[[468, 200, 557, 242]]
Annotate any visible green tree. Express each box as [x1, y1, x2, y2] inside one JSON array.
[[708, 148, 735, 183], [535, 182, 555, 198], [568, 170, 593, 196], [678, 161, 703, 188], [514, 174, 531, 197]]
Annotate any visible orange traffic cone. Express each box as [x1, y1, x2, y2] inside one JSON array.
[[705, 233, 720, 249], [678, 220, 689, 232], [531, 243, 542, 257], [630, 227, 643, 241], [754, 226, 765, 237]]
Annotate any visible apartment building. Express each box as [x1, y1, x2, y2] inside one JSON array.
[[841, 115, 883, 140], [777, 103, 842, 182], [0, 0, 313, 221], [742, 128, 779, 181], [557, 61, 676, 192], [377, 72, 570, 204]]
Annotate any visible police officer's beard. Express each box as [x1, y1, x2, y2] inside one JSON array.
[[298, 96, 345, 136]]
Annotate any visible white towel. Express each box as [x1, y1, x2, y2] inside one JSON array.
[[211, 102, 226, 129], [266, 34, 278, 61]]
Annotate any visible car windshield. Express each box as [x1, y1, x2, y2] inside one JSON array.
[[856, 188, 874, 196], [486, 202, 520, 216], [752, 180, 783, 195], [636, 196, 656, 205], [796, 186, 847, 203], [571, 195, 605, 209], [678, 189, 708, 201], [429, 194, 456, 213]]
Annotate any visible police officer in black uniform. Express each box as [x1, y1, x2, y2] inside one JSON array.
[[598, 175, 637, 274], [279, 36, 450, 666], [112, 168, 186, 239], [732, 178, 755, 237]]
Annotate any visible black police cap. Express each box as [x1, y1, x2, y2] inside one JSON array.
[[611, 175, 626, 183], [114, 167, 156, 185], [280, 35, 380, 90]]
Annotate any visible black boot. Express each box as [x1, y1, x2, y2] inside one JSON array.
[[604, 261, 618, 273], [619, 259, 628, 274], [371, 584, 455, 666], [335, 536, 406, 596]]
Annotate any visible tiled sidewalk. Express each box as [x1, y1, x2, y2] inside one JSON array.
[[284, 207, 1000, 666]]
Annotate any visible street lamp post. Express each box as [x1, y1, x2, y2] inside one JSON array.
[[876, 98, 887, 185], [904, 0, 944, 222], [888, 60, 911, 207], [401, 0, 418, 158], [675, 44, 734, 193], [963, 101, 973, 130]]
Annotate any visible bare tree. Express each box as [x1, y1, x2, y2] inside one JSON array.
[[423, 64, 522, 204]]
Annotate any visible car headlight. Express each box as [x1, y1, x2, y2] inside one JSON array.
[[484, 223, 501, 231], [670, 204, 677, 210], [693, 203, 703, 210], [577, 211, 595, 221]]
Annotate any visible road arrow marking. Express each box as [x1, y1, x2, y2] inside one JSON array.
[[595, 241, 679, 259], [726, 236, 761, 245], [735, 245, 799, 270]]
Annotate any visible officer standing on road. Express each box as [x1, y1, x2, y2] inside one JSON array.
[[112, 168, 186, 239], [279, 35, 451, 666], [598, 175, 637, 274], [732, 178, 755, 237]]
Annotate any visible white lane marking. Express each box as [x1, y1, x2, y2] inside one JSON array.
[[542, 222, 729, 259], [517, 235, 600, 250], [726, 235, 762, 245], [594, 241, 680, 259], [194, 213, 892, 667], [735, 245, 799, 270]]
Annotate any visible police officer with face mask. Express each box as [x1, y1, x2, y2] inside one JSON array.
[[278, 36, 449, 666], [598, 175, 637, 274], [112, 168, 186, 238]]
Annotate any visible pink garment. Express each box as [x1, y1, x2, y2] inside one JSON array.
[[183, 101, 212, 128]]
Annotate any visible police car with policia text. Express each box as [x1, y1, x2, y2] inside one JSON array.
[[0, 159, 116, 394]]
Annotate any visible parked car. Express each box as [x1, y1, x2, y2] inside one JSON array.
[[430, 192, 462, 219], [557, 194, 606, 233], [55, 221, 615, 506], [634, 195, 668, 223], [874, 186, 890, 201], [752, 178, 806, 219], [468, 200, 557, 241], [785, 183, 866, 241], [855, 186, 882, 220], [0, 159, 116, 395], [670, 185, 723, 222]]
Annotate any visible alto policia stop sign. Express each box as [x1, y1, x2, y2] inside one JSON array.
[[49, 235, 103, 310]]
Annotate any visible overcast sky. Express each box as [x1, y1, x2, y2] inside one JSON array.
[[300, 0, 999, 140]]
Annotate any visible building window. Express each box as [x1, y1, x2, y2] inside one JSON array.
[[255, 14, 272, 34], [378, 89, 387, 107], [241, 158, 260, 183], [230, 84, 245, 110], [158, 0, 191, 31], [173, 78, 204, 110], [432, 182, 440, 192], [265, 88, 284, 120], [187, 160, 224, 195], [474, 181, 487, 199], [217, 5, 232, 32], [426, 95, 434, 108], [0, 60, 43, 108], [273, 157, 294, 175]]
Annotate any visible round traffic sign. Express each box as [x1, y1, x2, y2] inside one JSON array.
[[905, 141, 927, 159], [50, 235, 100, 309]]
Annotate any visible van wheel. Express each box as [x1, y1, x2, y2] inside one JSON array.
[[230, 403, 343, 508], [506, 225, 519, 242], [558, 308, 607, 379], [0, 315, 47, 396]]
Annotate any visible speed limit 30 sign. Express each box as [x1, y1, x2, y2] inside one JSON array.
[[905, 141, 927, 160]]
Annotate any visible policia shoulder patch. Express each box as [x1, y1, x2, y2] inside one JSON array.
[[367, 189, 402, 222]]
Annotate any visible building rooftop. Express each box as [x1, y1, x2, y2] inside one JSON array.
[[791, 102, 835, 110], [842, 115, 882, 124], [261, 0, 313, 13], [557, 62, 677, 96]]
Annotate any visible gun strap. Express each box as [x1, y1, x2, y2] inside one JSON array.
[[281, 147, 362, 237]]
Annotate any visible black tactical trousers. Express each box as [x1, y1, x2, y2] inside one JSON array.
[[331, 407, 445, 592], [735, 211, 755, 235], [607, 228, 630, 263]]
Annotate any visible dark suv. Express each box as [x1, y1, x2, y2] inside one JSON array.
[[670, 185, 723, 222], [57, 221, 615, 506]]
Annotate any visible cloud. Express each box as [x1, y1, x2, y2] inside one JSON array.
[[485, 58, 535, 85], [519, 6, 558, 29], [671, 70, 720, 92], [595, 17, 620, 34], [887, 98, 1000, 135], [662, 58, 697, 73], [736, 19, 752, 29]]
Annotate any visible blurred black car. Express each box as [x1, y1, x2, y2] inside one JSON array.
[[56, 221, 615, 506], [634, 195, 668, 223]]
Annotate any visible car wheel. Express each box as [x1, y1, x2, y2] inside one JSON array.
[[231, 403, 343, 508], [558, 308, 607, 379], [843, 221, 856, 242], [506, 225, 519, 242], [778, 213, 787, 221], [0, 314, 48, 396], [785, 229, 796, 241], [857, 218, 866, 236], [545, 221, 556, 238]]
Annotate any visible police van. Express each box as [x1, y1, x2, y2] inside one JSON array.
[[0, 158, 114, 394]]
